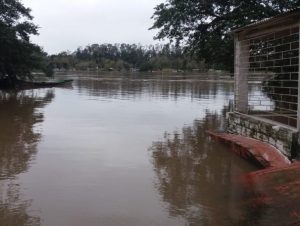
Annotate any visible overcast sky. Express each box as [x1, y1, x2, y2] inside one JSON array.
[[22, 0, 165, 54]]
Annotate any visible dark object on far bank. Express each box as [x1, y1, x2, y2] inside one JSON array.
[[0, 77, 73, 90]]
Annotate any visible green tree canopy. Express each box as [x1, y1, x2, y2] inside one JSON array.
[[50, 43, 207, 72], [0, 0, 51, 84], [150, 0, 300, 71]]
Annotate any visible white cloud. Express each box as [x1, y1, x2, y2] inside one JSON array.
[[22, 0, 164, 54]]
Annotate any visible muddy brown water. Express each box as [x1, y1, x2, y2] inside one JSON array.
[[0, 73, 259, 226]]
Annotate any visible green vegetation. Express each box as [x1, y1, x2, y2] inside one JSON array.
[[0, 0, 52, 87], [150, 0, 300, 71], [2, 0, 298, 85], [49, 43, 207, 72]]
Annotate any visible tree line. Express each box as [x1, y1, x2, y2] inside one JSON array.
[[1, 0, 299, 87], [49, 43, 207, 72]]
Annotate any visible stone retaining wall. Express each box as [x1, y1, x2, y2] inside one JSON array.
[[227, 112, 300, 159]]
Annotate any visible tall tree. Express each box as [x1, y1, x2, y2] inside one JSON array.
[[150, 0, 300, 71], [0, 0, 51, 85]]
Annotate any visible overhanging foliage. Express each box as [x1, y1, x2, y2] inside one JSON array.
[[150, 0, 300, 71]]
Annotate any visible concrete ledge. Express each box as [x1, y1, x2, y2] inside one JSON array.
[[240, 162, 300, 226], [226, 112, 300, 158], [207, 131, 291, 168], [207, 130, 300, 224]]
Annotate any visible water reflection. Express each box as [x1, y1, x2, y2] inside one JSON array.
[[0, 181, 40, 226], [75, 75, 233, 100], [150, 108, 258, 226], [0, 90, 54, 178], [0, 74, 255, 226], [0, 89, 54, 226]]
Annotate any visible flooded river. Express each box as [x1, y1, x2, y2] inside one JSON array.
[[0, 73, 258, 226]]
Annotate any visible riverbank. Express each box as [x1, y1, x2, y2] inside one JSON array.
[[0, 78, 73, 90]]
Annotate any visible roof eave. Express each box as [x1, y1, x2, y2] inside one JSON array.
[[231, 8, 300, 36]]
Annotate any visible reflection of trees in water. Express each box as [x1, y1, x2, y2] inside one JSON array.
[[0, 181, 40, 226], [150, 108, 258, 226], [0, 89, 54, 226], [0, 90, 54, 178], [75, 77, 233, 100]]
